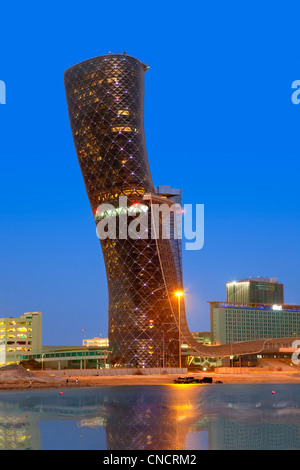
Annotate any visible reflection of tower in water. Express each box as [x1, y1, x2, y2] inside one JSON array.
[[0, 387, 300, 449], [104, 388, 198, 450]]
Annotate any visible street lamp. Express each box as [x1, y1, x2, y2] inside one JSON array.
[[82, 329, 87, 369], [175, 291, 184, 368]]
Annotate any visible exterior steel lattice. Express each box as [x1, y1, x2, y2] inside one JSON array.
[[64, 53, 272, 365], [64, 53, 184, 367]]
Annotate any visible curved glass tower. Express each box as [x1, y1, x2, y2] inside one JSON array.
[[64, 53, 186, 367], [64, 53, 270, 366]]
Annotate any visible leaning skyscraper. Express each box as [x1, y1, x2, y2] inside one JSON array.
[[64, 53, 186, 367], [64, 53, 270, 366]]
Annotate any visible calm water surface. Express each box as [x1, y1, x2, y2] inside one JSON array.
[[0, 383, 300, 450]]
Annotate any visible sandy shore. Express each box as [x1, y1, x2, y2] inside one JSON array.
[[0, 370, 300, 391]]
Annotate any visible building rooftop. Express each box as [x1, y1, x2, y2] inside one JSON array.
[[227, 277, 280, 284], [208, 301, 300, 311], [65, 52, 150, 74]]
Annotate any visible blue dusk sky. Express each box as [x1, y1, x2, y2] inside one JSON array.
[[0, 1, 299, 345]]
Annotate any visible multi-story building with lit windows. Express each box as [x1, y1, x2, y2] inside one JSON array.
[[0, 312, 42, 365], [210, 301, 300, 344]]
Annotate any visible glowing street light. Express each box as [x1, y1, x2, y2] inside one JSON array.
[[175, 291, 184, 368]]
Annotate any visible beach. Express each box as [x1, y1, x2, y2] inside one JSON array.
[[0, 366, 300, 391]]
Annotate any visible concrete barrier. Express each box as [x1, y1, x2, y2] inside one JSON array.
[[48, 367, 187, 377]]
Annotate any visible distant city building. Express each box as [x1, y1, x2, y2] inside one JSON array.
[[226, 277, 284, 305], [191, 332, 211, 345], [210, 301, 300, 344], [181, 332, 211, 353], [82, 337, 109, 348], [0, 312, 42, 366], [154, 185, 182, 204]]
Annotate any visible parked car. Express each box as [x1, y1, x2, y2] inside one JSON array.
[[173, 376, 198, 384], [173, 376, 215, 384]]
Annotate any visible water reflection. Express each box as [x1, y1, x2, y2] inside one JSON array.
[[0, 384, 300, 450]]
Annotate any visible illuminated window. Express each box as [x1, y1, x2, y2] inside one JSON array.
[[111, 127, 132, 132], [117, 110, 129, 115]]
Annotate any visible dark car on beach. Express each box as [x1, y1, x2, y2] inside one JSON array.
[[173, 376, 198, 384], [173, 376, 216, 384]]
